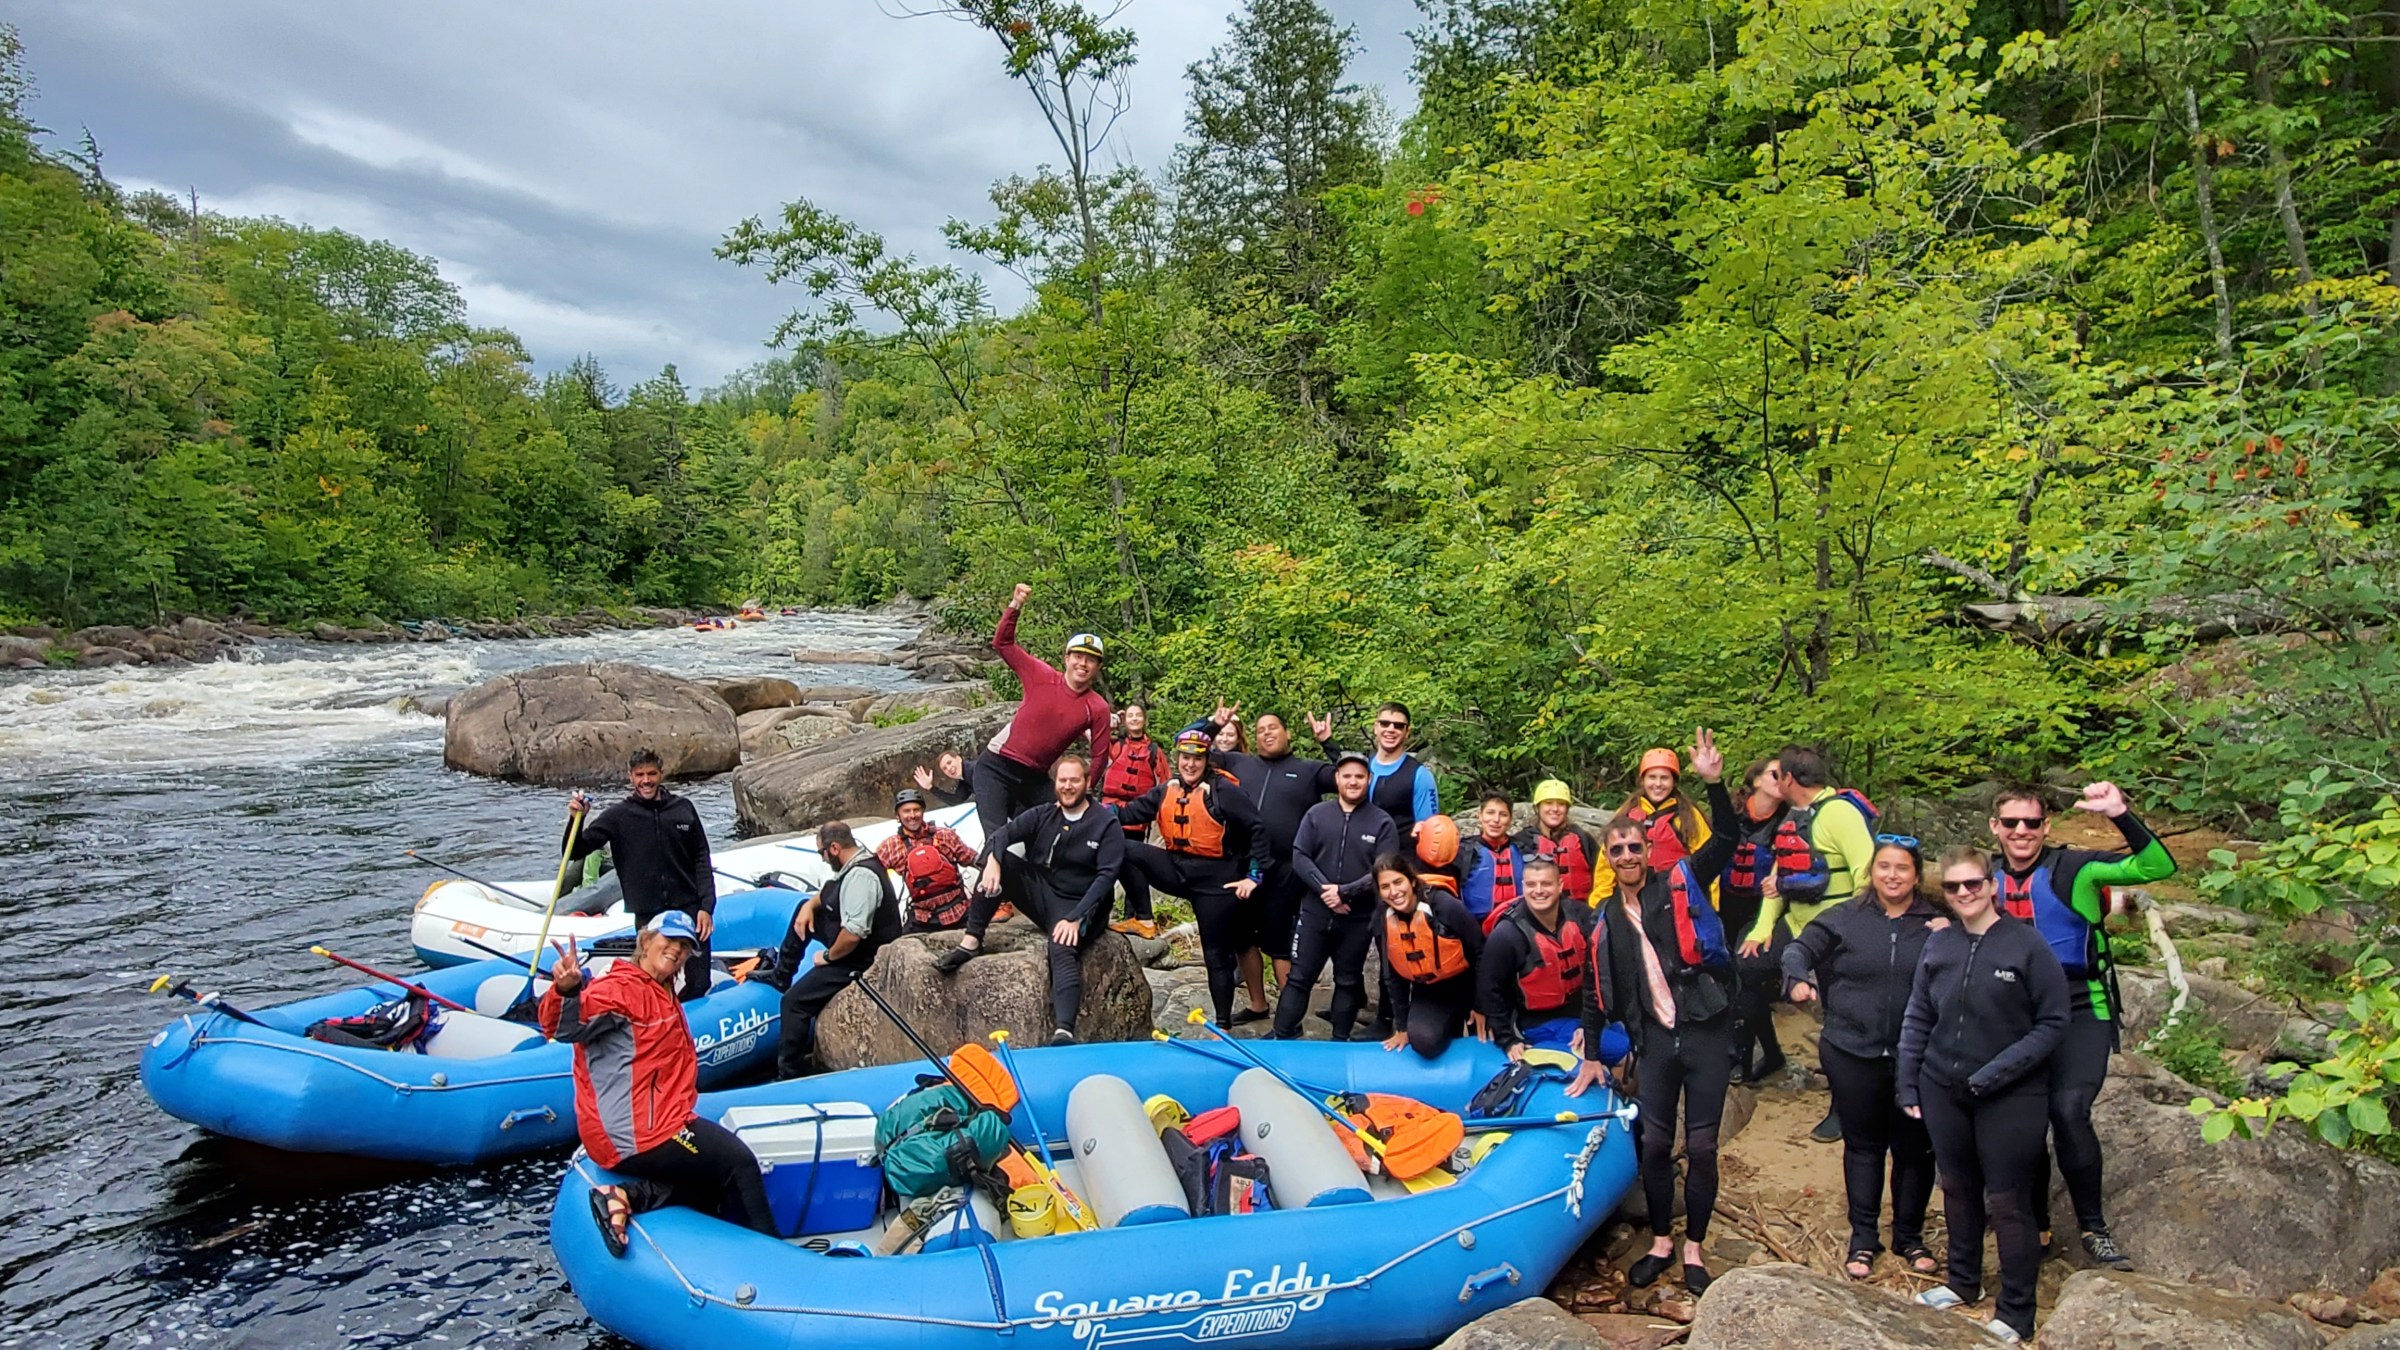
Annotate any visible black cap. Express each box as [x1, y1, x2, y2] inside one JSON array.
[[1334, 750, 1372, 770]]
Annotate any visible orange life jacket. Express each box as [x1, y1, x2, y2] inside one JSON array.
[[1384, 904, 1471, 984], [1158, 778, 1230, 859]]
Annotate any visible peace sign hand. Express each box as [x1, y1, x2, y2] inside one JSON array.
[[1691, 727, 1724, 783], [551, 935, 585, 993]]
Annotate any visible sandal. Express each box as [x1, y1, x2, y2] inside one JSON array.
[[1844, 1249, 1878, 1280], [1901, 1242, 1938, 1276], [589, 1184, 631, 1258]]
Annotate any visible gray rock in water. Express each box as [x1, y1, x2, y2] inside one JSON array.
[[2040, 1270, 2320, 1350], [790, 647, 895, 666], [812, 922, 1152, 1068], [708, 675, 802, 716], [443, 661, 739, 785], [737, 707, 856, 761], [1434, 1298, 1603, 1350], [863, 682, 995, 720], [731, 703, 1013, 833], [793, 684, 881, 705], [1683, 1264, 1992, 1349], [2069, 1054, 2400, 1299], [0, 635, 49, 665]]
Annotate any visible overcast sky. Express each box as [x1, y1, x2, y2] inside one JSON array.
[[10, 1, 1420, 389]]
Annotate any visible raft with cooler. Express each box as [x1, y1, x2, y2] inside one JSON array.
[[550, 1036, 1636, 1350], [410, 804, 982, 967], [141, 887, 807, 1165]]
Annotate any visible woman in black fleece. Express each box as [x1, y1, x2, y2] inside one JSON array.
[[1782, 837, 1943, 1280], [1897, 846, 2069, 1344]]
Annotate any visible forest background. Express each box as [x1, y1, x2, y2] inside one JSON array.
[[5, 0, 2398, 843]]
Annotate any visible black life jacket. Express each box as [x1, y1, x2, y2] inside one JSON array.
[[1369, 754, 1428, 835], [813, 851, 903, 971], [305, 994, 435, 1051]]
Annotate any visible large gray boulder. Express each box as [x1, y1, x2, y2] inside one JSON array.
[[708, 675, 802, 716], [1682, 1264, 1990, 1350], [811, 921, 1152, 1068], [2040, 1270, 2320, 1350], [732, 703, 1014, 834], [442, 661, 739, 785], [1433, 1298, 1603, 1350], [737, 707, 858, 762], [2079, 1054, 2400, 1298]]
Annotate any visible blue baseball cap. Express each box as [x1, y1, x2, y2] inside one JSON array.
[[644, 910, 700, 945]]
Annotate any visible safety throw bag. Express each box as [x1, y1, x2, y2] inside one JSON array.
[[875, 1083, 1013, 1201], [304, 994, 435, 1051]]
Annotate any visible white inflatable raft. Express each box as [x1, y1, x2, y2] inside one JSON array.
[[411, 803, 983, 966]]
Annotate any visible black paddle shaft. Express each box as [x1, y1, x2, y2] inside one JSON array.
[[848, 977, 1001, 1119]]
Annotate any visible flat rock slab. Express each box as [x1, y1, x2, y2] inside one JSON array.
[[731, 703, 1014, 834], [707, 675, 801, 716], [443, 661, 738, 785], [1683, 1263, 1995, 1350], [2040, 1270, 2321, 1350]]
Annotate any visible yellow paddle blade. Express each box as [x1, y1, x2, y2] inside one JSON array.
[[1400, 1167, 1457, 1194]]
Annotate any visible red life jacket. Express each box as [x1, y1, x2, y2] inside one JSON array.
[[1625, 797, 1693, 870], [1509, 906, 1587, 1015], [1101, 736, 1163, 806], [1589, 863, 1716, 1018], [1773, 789, 1880, 908], [889, 827, 969, 928], [1385, 905, 1471, 984], [1522, 827, 1595, 901], [1998, 867, 2036, 922]]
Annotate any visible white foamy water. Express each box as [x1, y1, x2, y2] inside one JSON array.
[[0, 611, 923, 775]]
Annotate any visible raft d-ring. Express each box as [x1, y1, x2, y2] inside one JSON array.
[[1456, 1229, 1476, 1250], [429, 1072, 449, 1087], [1458, 1264, 1522, 1302], [500, 1106, 557, 1130], [735, 1283, 757, 1306]]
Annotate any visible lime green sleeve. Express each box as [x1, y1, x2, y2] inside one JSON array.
[[1820, 796, 1880, 905]]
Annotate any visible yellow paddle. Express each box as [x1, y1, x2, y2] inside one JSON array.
[[521, 802, 587, 1006], [988, 1031, 1099, 1232]]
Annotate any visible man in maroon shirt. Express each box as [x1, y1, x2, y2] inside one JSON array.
[[971, 582, 1114, 843]]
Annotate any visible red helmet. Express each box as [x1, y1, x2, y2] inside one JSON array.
[[1415, 814, 1461, 869]]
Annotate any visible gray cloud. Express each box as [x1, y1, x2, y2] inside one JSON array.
[[10, 0, 1419, 387]]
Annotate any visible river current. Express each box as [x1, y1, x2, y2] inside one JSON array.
[[0, 614, 923, 1348]]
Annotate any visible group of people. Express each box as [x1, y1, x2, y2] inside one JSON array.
[[540, 587, 2178, 1342]]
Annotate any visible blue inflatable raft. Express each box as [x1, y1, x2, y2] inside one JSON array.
[[551, 1037, 1636, 1350], [140, 888, 804, 1165]]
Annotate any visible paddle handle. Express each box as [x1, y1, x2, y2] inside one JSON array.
[[523, 804, 587, 1005], [310, 946, 471, 1012]]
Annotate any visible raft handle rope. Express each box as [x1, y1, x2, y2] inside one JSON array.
[[182, 1032, 568, 1092], [578, 1158, 1584, 1329], [1563, 1098, 1639, 1220]]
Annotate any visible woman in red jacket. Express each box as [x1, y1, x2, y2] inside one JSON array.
[[542, 912, 774, 1256]]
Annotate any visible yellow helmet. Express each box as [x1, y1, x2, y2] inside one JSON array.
[[1144, 1094, 1190, 1135], [1531, 779, 1573, 807]]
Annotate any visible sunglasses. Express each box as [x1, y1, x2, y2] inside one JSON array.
[[1375, 718, 1409, 730], [1604, 843, 1646, 858], [1995, 816, 2046, 831], [1940, 877, 1990, 895], [1876, 833, 1920, 850]]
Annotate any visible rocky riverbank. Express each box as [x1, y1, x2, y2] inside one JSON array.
[[0, 606, 723, 670]]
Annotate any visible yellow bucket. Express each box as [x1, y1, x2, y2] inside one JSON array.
[[1007, 1184, 1057, 1238], [1144, 1094, 1190, 1136]]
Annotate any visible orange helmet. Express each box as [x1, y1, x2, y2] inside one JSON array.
[[1638, 747, 1681, 778], [1415, 814, 1461, 869]]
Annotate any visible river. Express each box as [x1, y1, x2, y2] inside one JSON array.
[[0, 613, 925, 1348]]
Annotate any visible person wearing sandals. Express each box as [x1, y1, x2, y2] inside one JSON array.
[[1899, 848, 2070, 1343], [1782, 836, 1944, 1282], [1567, 728, 1740, 1296], [542, 913, 775, 1256]]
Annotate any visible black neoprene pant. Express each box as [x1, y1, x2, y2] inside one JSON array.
[[1729, 917, 1783, 1072], [1634, 1019, 1733, 1243], [614, 1116, 776, 1236], [2034, 1010, 2116, 1235], [1821, 1043, 1935, 1256], [958, 853, 1100, 1031], [1919, 1077, 2047, 1339], [1395, 973, 1473, 1058], [1274, 899, 1377, 1040], [776, 960, 862, 1078], [1254, 862, 1306, 962], [1123, 845, 1250, 1024], [970, 755, 1053, 845]]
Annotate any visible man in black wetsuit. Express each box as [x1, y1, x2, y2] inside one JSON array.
[[569, 748, 713, 1001]]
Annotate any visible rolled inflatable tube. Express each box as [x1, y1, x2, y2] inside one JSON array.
[[1064, 1074, 1188, 1227], [1230, 1067, 1371, 1208]]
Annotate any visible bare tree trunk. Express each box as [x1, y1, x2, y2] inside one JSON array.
[[2184, 85, 2236, 361]]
